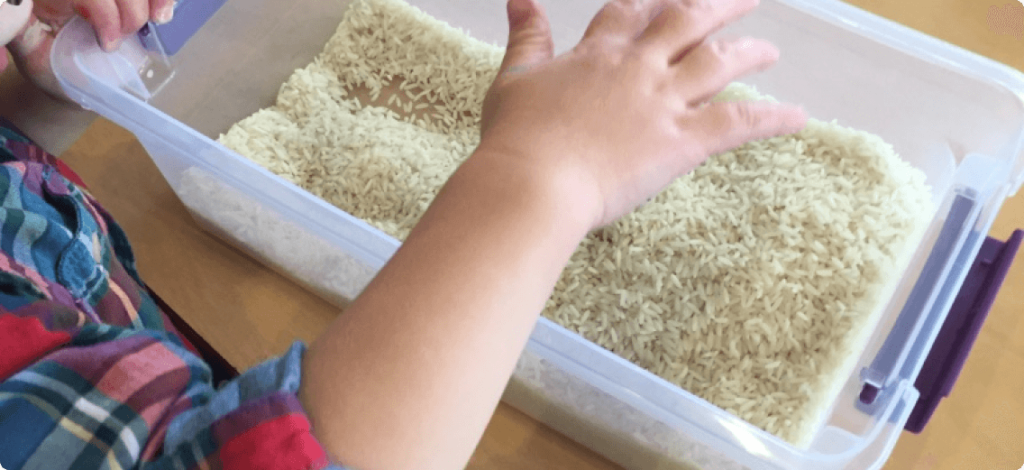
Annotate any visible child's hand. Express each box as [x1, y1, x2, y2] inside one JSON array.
[[479, 0, 806, 230], [33, 0, 175, 51], [4, 0, 171, 101]]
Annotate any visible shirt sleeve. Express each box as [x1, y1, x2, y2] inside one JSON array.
[[159, 341, 352, 470], [0, 121, 353, 470]]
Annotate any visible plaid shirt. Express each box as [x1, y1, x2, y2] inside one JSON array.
[[0, 122, 347, 470]]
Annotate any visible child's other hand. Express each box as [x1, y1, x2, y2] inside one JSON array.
[[33, 0, 175, 51], [5, 0, 172, 101], [479, 0, 807, 230]]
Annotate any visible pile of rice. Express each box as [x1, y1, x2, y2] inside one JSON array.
[[215, 0, 933, 447]]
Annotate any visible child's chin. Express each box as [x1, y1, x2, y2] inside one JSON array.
[[0, 52, 8, 74]]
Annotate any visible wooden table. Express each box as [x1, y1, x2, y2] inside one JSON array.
[[21, 0, 1023, 468]]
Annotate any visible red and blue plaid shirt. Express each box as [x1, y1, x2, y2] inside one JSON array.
[[0, 122, 348, 470]]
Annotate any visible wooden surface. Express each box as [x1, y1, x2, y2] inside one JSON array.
[[28, 0, 1024, 469], [0, 65, 96, 156]]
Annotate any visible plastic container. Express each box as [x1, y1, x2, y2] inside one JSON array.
[[51, 0, 1024, 468]]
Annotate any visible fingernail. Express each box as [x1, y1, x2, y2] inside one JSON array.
[[507, 0, 533, 25], [156, 2, 176, 25], [734, 38, 778, 66], [780, 105, 808, 130], [102, 38, 122, 52], [736, 38, 758, 50]]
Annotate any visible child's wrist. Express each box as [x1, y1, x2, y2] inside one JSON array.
[[457, 144, 599, 240]]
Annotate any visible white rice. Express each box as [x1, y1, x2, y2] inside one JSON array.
[[211, 0, 934, 449], [178, 168, 379, 303]]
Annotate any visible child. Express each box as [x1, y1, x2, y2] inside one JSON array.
[[0, 0, 805, 469]]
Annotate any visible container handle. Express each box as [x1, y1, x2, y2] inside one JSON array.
[[138, 0, 227, 56], [903, 229, 1023, 432], [859, 189, 979, 405]]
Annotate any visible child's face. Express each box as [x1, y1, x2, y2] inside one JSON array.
[[0, 0, 34, 72]]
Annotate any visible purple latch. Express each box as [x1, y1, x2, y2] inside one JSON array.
[[905, 229, 1023, 433], [138, 0, 227, 56]]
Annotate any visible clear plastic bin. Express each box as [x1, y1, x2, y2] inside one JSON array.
[[51, 0, 1024, 468]]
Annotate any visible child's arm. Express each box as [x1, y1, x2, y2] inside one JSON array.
[[299, 1, 806, 469]]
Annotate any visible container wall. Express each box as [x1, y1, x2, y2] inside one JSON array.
[[51, 0, 1024, 469]]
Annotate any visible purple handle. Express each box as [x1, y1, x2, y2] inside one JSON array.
[[905, 229, 1023, 433], [139, 0, 227, 56]]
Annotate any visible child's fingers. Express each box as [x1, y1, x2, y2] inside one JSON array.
[[31, 0, 75, 30], [497, 0, 554, 78], [582, 0, 674, 43], [682, 101, 806, 156], [114, 0, 149, 35], [76, 0, 122, 51], [637, 0, 759, 62], [675, 37, 778, 105], [150, 0, 173, 24]]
